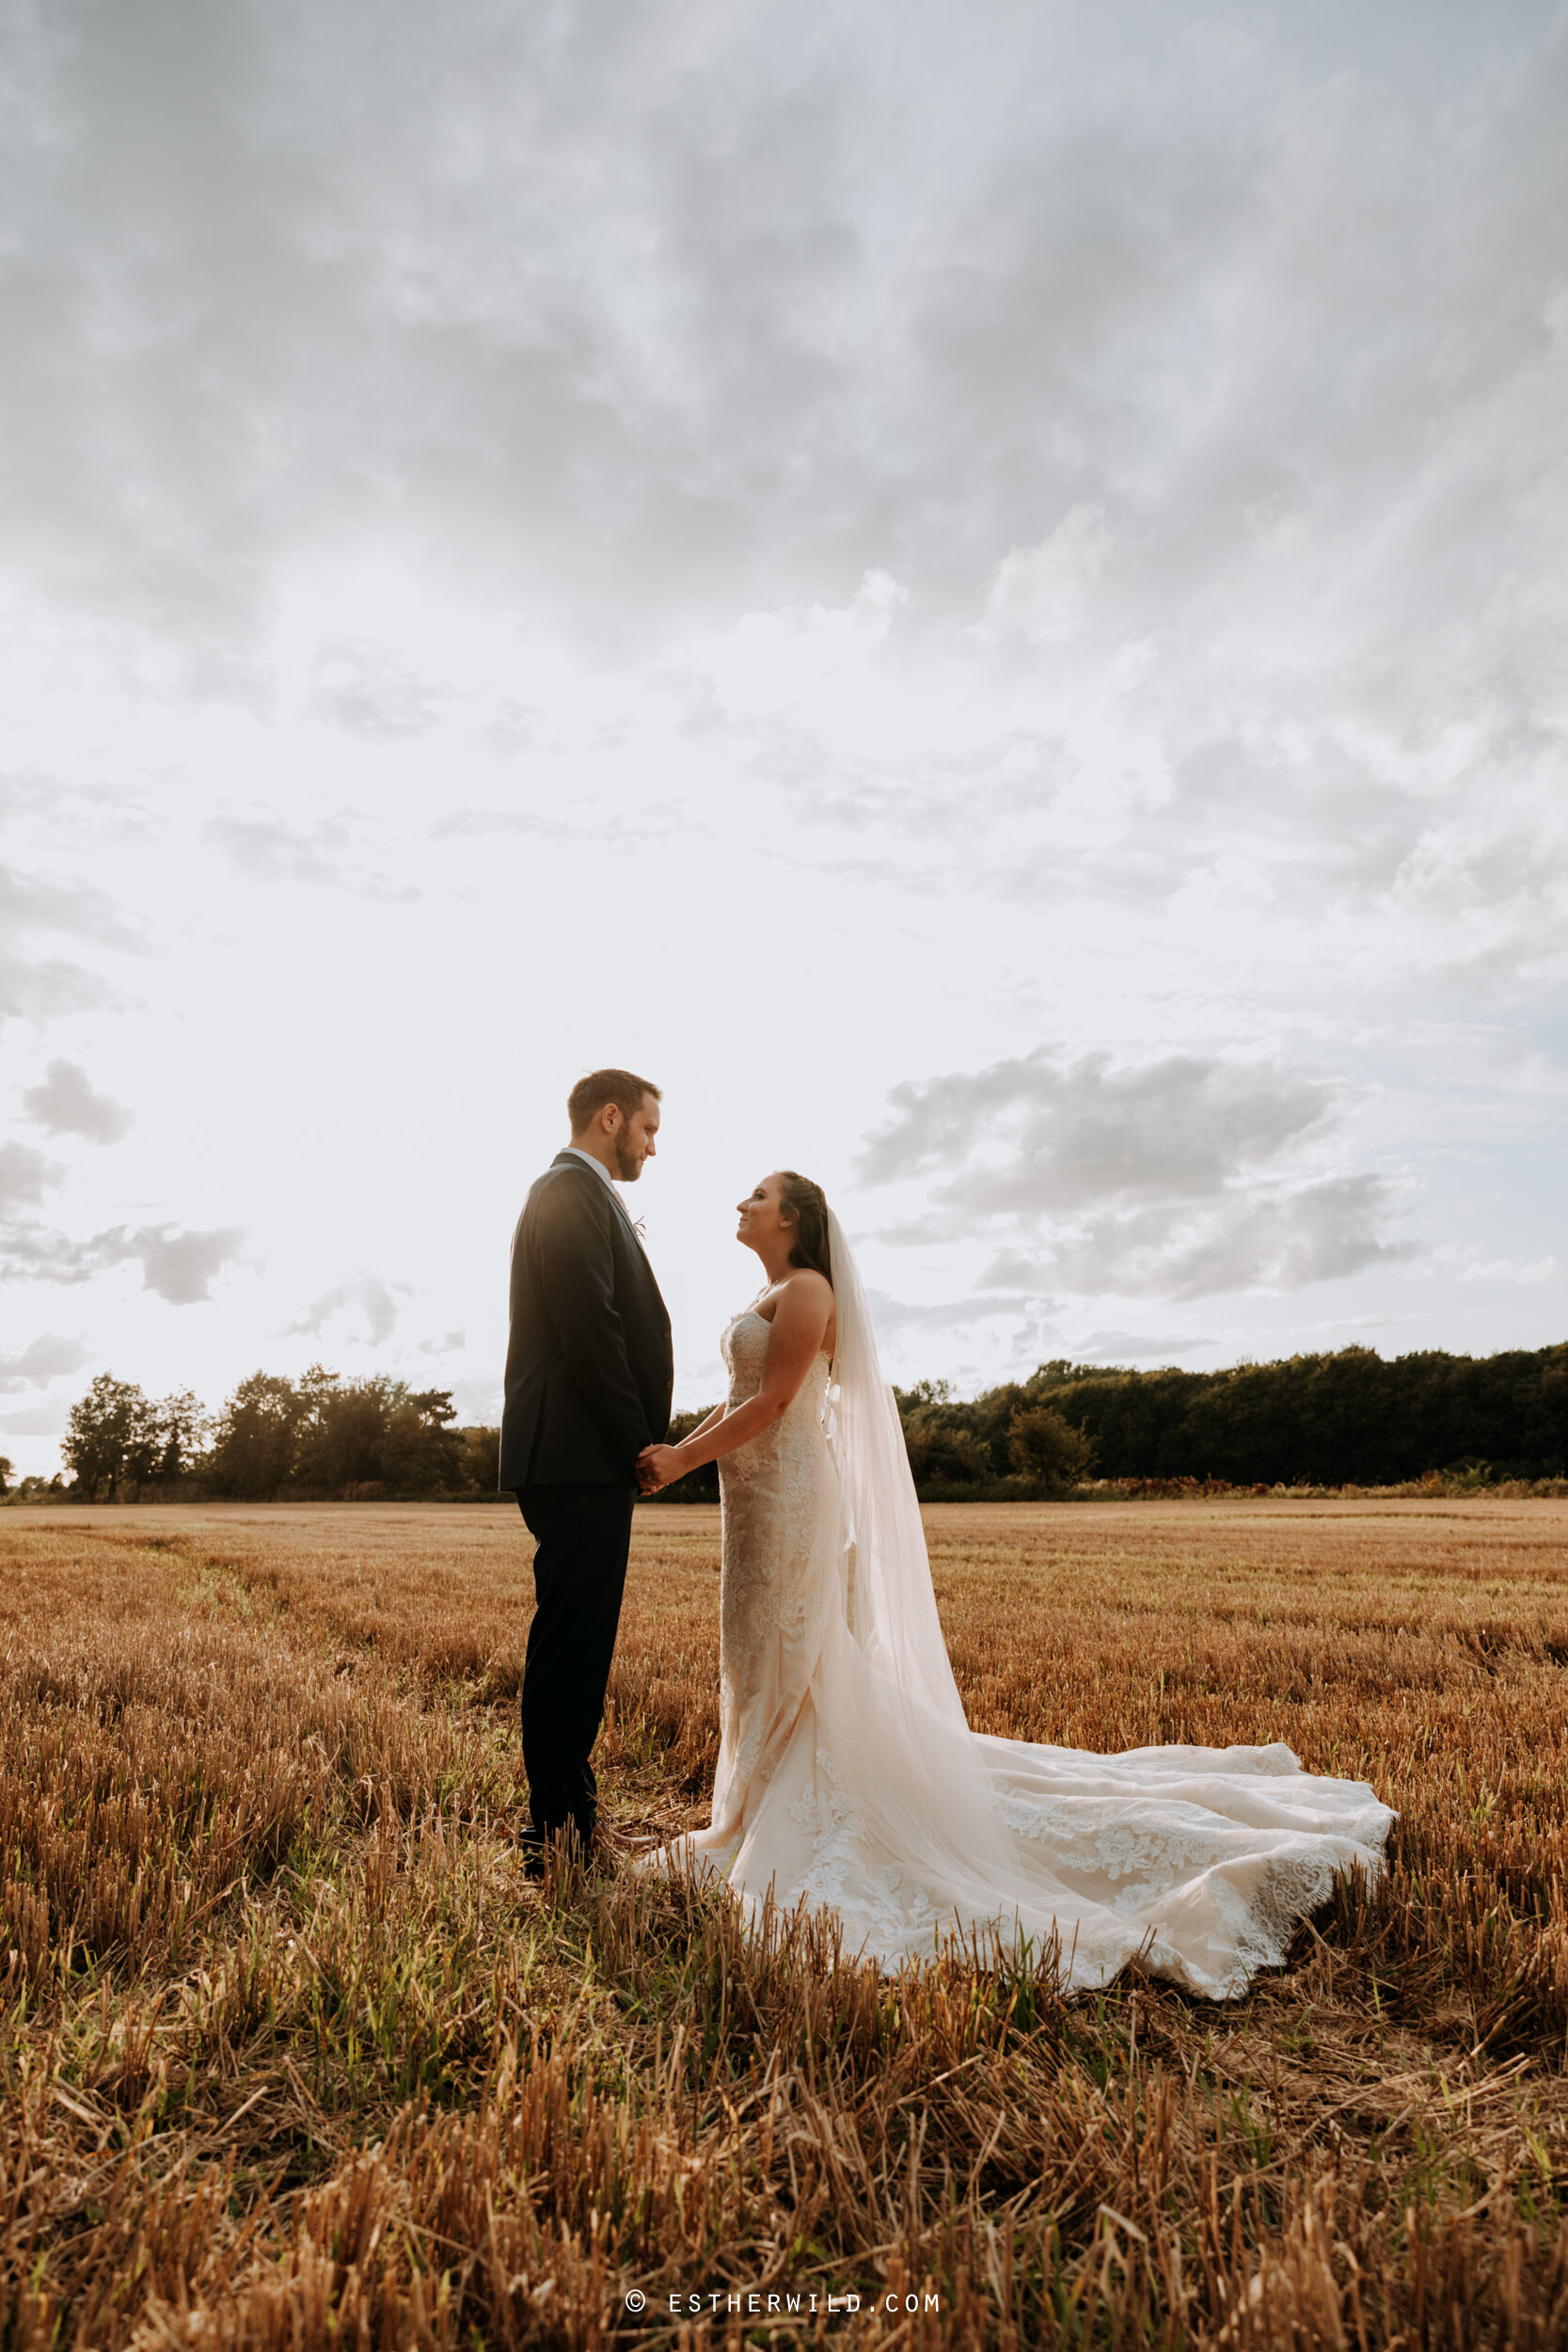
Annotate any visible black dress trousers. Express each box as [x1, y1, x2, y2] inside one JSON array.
[[516, 1480, 638, 1845]]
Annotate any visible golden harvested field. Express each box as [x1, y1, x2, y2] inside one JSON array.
[[3, 1496, 1568, 2347]]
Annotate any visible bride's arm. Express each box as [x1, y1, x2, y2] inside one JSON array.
[[638, 1278, 832, 1488]]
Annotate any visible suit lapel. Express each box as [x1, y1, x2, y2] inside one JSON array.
[[553, 1152, 660, 1294], [556, 1150, 657, 1263]]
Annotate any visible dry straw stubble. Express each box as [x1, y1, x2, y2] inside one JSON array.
[[1, 1496, 1566, 2345]]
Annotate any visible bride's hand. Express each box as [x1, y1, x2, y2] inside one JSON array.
[[637, 1443, 683, 1491]]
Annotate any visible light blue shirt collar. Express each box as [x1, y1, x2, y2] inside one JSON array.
[[564, 1145, 641, 1238]]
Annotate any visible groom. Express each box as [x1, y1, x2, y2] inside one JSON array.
[[499, 1068, 673, 1873]]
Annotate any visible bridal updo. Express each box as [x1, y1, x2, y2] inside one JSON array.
[[777, 1170, 832, 1286]]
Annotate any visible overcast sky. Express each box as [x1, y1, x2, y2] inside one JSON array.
[[3, 0, 1566, 1472]]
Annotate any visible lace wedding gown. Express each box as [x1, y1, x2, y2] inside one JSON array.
[[657, 1284, 1392, 1998]]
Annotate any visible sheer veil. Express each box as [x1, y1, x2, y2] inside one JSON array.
[[819, 1206, 1022, 1895], [824, 1206, 970, 1730]]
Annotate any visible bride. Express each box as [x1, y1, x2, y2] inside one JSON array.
[[635, 1172, 1392, 1996]]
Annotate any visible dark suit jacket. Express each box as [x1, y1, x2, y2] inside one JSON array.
[[499, 1152, 673, 1489]]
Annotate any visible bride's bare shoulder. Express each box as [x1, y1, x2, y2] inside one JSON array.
[[756, 1267, 832, 1326], [784, 1268, 834, 1341]]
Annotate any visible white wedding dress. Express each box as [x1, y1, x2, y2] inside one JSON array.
[[653, 1217, 1392, 1997]]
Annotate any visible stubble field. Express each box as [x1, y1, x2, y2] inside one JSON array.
[[2, 1497, 1567, 2347]]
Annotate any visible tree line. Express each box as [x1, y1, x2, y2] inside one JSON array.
[[6, 1338, 1563, 1505], [890, 1340, 1568, 1495], [28, 1369, 498, 1502]]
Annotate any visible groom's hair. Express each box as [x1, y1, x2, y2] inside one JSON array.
[[568, 1067, 661, 1133]]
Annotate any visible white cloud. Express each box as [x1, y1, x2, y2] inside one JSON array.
[[0, 1332, 90, 1394], [0, 1221, 246, 1304], [1455, 1253, 1558, 1286], [444, 1375, 501, 1428], [863, 1287, 1037, 1335], [0, 1402, 71, 1437], [23, 1057, 134, 1143], [201, 808, 419, 900], [125, 1226, 248, 1307], [0, 0, 1563, 1458], [0, 860, 138, 1027], [310, 644, 444, 739], [974, 507, 1118, 649], [0, 1142, 60, 1216], [285, 1273, 404, 1347], [859, 1046, 1409, 1299], [417, 1329, 467, 1357], [1065, 1328, 1212, 1365], [1042, 1173, 1412, 1302], [860, 1046, 1337, 1211], [0, 1, 1560, 663]]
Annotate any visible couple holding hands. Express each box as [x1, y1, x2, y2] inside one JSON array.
[[500, 1066, 1390, 1994]]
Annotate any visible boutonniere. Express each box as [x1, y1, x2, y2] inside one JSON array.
[[631, 1217, 647, 1241]]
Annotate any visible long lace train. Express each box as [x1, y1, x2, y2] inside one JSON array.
[[647, 1299, 1391, 1996]]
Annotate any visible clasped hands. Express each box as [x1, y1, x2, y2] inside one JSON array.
[[636, 1442, 683, 1494]]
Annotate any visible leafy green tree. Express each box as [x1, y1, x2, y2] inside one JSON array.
[[1015, 1341, 1568, 1485], [456, 1426, 500, 1492], [1007, 1406, 1094, 1494], [209, 1373, 305, 1499], [381, 1389, 466, 1494], [293, 1368, 389, 1491], [154, 1390, 209, 1481], [903, 1422, 991, 1486], [0, 1456, 11, 1497], [893, 1378, 955, 1414], [62, 1375, 162, 1498]]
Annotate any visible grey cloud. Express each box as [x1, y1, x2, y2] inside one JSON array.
[[863, 1288, 1038, 1335], [447, 1375, 502, 1425], [859, 1047, 1334, 1213], [311, 644, 444, 739], [1, 0, 1563, 660], [0, 1, 1562, 993], [0, 1402, 71, 1436], [861, 1046, 1408, 1298], [202, 808, 420, 900], [0, 1332, 91, 1394], [0, 947, 114, 1028], [285, 1273, 404, 1346], [417, 1329, 466, 1357], [0, 1142, 61, 1216], [1066, 1328, 1213, 1365], [485, 702, 543, 757], [0, 863, 141, 954], [433, 801, 696, 850], [756, 723, 1071, 858], [23, 1057, 134, 1143], [1045, 1175, 1412, 1302], [433, 809, 559, 842], [203, 810, 354, 885], [125, 1225, 247, 1305], [0, 861, 140, 1027], [977, 1251, 1052, 1292], [0, 1220, 245, 1302]]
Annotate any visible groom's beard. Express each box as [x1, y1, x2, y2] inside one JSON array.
[[611, 1135, 642, 1182]]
